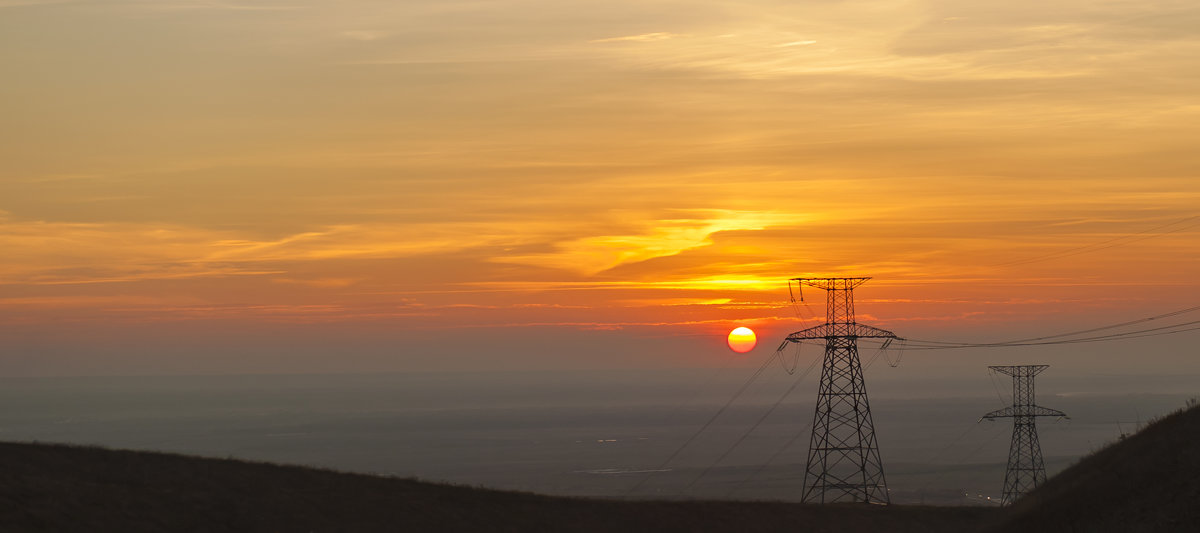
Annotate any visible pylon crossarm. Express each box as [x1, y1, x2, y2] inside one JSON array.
[[989, 365, 1048, 377], [980, 406, 1065, 420], [981, 406, 1016, 419], [784, 323, 899, 341], [791, 277, 870, 290], [1030, 406, 1067, 418], [784, 324, 834, 341], [853, 324, 900, 339]]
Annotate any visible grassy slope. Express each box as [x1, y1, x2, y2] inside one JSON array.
[[989, 404, 1200, 533], [0, 442, 993, 533]]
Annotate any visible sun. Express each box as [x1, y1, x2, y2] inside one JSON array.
[[727, 326, 757, 353]]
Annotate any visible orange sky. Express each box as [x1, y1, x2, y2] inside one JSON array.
[[1, 0, 1198, 375]]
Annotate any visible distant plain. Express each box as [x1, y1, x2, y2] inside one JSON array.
[[2, 369, 1194, 506]]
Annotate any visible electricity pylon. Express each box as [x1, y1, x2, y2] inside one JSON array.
[[981, 365, 1067, 506], [780, 277, 898, 504]]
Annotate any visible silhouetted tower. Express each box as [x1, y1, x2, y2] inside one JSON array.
[[780, 277, 898, 504], [981, 365, 1067, 506]]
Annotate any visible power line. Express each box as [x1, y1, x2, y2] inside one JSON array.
[[905, 304, 1200, 346], [988, 367, 1010, 406], [896, 304, 1200, 350], [623, 349, 780, 497], [683, 358, 819, 495], [993, 213, 1200, 268], [1000, 304, 1200, 344], [902, 320, 1200, 350], [727, 416, 814, 498]]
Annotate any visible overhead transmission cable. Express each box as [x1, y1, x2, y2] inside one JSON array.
[[904, 304, 1200, 346], [992, 213, 1200, 268], [682, 357, 819, 495], [900, 320, 1200, 350], [727, 416, 814, 498], [623, 349, 781, 497], [999, 304, 1200, 344], [988, 367, 1010, 407], [893, 304, 1200, 351], [787, 278, 819, 325]]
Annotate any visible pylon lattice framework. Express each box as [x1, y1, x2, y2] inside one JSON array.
[[981, 365, 1067, 506], [781, 277, 898, 504]]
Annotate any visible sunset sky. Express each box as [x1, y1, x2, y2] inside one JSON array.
[[2, 0, 1198, 376]]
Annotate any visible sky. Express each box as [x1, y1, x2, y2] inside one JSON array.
[[1, 0, 1198, 377]]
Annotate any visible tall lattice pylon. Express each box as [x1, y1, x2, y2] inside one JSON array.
[[981, 365, 1067, 506], [780, 277, 898, 504]]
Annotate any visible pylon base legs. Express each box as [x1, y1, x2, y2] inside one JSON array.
[[801, 343, 889, 505]]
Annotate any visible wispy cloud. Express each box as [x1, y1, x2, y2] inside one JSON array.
[[590, 32, 679, 43], [132, 1, 304, 11], [0, 0, 75, 7], [493, 210, 805, 274], [340, 30, 386, 41]]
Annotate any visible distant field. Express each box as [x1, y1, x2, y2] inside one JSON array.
[[2, 371, 1189, 505]]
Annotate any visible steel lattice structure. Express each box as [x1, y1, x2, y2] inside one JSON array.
[[780, 277, 898, 504], [981, 365, 1067, 506]]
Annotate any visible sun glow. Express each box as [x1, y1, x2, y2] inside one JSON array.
[[2, 0, 1199, 377], [727, 326, 757, 353]]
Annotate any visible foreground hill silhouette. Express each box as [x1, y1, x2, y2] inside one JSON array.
[[987, 402, 1200, 532], [0, 442, 990, 532]]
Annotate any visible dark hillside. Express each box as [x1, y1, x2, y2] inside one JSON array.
[[990, 403, 1200, 533], [0, 441, 992, 532]]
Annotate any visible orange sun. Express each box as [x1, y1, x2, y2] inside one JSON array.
[[727, 326, 757, 353]]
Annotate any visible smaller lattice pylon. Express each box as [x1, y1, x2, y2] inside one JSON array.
[[981, 365, 1067, 506]]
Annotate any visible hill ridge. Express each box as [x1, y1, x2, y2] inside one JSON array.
[[0, 441, 990, 532], [991, 402, 1200, 532], [4, 404, 1199, 532]]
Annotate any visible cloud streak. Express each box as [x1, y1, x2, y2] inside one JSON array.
[[590, 32, 679, 43], [0, 0, 1197, 372]]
